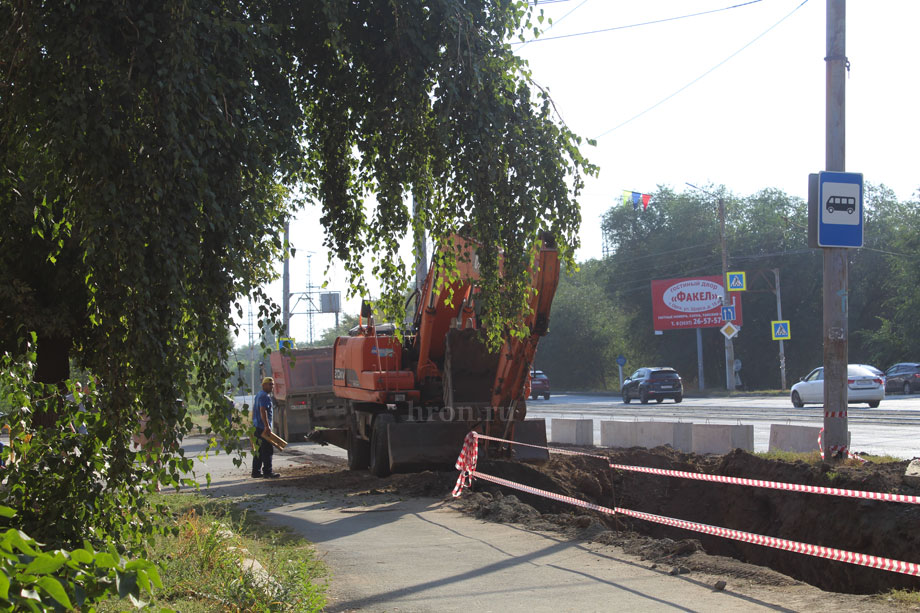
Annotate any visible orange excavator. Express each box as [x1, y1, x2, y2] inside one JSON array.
[[329, 232, 559, 476]]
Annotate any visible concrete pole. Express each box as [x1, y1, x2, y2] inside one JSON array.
[[719, 197, 735, 391], [413, 194, 428, 292], [773, 268, 787, 390], [282, 222, 290, 338], [823, 0, 848, 459], [696, 328, 705, 390]]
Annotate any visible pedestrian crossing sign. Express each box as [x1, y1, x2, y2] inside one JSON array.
[[278, 337, 295, 350], [771, 321, 791, 341], [727, 271, 746, 291]]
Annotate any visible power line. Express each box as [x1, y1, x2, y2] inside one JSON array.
[[595, 0, 810, 139], [863, 246, 920, 260], [515, 0, 764, 45], [603, 242, 712, 263], [518, 0, 592, 50]]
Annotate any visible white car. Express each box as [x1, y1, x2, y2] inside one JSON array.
[[791, 364, 884, 408]]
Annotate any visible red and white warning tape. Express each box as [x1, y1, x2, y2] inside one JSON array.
[[453, 431, 920, 577], [476, 432, 906, 503], [606, 462, 919, 504], [818, 428, 868, 464]]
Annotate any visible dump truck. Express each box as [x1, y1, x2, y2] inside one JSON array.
[[318, 232, 560, 476], [268, 347, 349, 442]]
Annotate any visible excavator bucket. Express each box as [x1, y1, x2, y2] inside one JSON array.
[[386, 421, 472, 473], [386, 419, 549, 473], [510, 419, 549, 463]]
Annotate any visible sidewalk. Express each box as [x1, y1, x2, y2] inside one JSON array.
[[183, 440, 894, 613]]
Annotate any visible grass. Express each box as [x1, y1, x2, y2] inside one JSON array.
[[883, 588, 920, 607], [99, 493, 327, 612], [754, 449, 904, 465]]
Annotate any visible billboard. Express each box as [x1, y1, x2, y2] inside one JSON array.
[[319, 291, 341, 313], [651, 275, 743, 332]]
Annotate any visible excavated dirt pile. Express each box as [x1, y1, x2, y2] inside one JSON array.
[[282, 446, 920, 595], [464, 447, 920, 595]]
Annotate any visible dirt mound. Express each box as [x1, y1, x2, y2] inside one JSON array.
[[463, 447, 920, 594], [279, 445, 920, 595]]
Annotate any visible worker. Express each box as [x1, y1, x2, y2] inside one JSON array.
[[252, 377, 280, 478]]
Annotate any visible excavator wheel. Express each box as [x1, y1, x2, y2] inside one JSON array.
[[347, 427, 370, 470], [370, 414, 395, 477]]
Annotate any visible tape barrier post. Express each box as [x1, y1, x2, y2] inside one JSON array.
[[453, 431, 479, 498], [818, 427, 867, 464], [452, 432, 920, 577]]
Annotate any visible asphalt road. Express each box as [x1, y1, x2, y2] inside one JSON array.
[[526, 393, 920, 459]]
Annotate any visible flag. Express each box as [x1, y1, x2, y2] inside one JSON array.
[[622, 190, 651, 211]]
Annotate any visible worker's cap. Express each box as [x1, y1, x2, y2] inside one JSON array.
[[262, 377, 274, 385]]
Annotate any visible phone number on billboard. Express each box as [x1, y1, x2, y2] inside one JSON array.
[[671, 316, 722, 327]]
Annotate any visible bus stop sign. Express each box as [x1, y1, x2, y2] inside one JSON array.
[[809, 171, 864, 248]]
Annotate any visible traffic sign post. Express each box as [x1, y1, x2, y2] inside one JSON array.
[[821, 0, 849, 462], [771, 321, 791, 341], [720, 322, 739, 339], [727, 272, 746, 291], [616, 354, 627, 389], [817, 171, 864, 248]]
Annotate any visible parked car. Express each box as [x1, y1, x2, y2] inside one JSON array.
[[855, 364, 885, 388], [622, 367, 682, 404], [790, 364, 884, 408], [884, 362, 920, 395], [529, 370, 550, 400]]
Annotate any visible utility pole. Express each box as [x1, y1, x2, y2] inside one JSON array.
[[823, 0, 848, 460], [773, 268, 787, 390], [687, 182, 735, 391], [719, 195, 736, 391], [412, 194, 427, 293]]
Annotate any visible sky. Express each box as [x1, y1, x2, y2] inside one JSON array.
[[244, 0, 920, 346]]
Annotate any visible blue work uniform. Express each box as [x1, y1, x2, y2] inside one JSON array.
[[251, 390, 276, 476]]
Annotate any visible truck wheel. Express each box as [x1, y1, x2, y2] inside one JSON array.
[[543, 393, 550, 400], [531, 392, 538, 400], [369, 414, 394, 478], [347, 428, 370, 471]]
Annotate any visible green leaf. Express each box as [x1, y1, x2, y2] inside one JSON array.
[[146, 565, 163, 589], [36, 576, 73, 609], [0, 571, 9, 600], [136, 568, 150, 593], [94, 552, 117, 568], [68, 549, 93, 565], [24, 553, 65, 575], [0, 507, 16, 519]]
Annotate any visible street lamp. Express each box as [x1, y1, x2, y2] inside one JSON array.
[[686, 183, 736, 391]]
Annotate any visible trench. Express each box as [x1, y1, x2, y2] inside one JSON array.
[[472, 447, 920, 594]]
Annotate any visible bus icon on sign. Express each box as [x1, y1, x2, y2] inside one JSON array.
[[826, 195, 856, 214]]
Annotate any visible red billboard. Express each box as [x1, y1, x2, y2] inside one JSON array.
[[651, 275, 743, 332]]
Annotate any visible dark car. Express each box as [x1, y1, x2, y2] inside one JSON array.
[[622, 367, 683, 404], [530, 370, 550, 400], [884, 362, 920, 394]]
